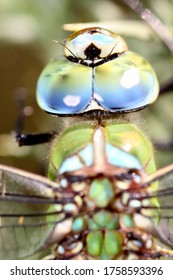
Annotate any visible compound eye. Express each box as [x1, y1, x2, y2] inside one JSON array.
[[36, 60, 92, 115], [94, 51, 159, 112]]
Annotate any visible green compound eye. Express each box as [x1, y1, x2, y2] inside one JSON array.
[[36, 28, 159, 115]]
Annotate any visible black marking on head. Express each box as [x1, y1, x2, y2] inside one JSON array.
[[88, 29, 99, 35], [84, 43, 101, 60], [66, 56, 80, 64]]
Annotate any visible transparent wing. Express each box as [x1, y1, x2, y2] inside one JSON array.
[[0, 165, 73, 260], [138, 169, 173, 253], [154, 173, 173, 249]]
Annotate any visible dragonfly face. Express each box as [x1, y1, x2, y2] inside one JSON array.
[[36, 27, 159, 115], [64, 27, 128, 66]]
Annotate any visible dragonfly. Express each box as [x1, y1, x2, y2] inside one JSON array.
[[0, 0, 173, 260]]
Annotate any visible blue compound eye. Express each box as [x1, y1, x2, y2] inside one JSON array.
[[36, 27, 159, 115], [36, 60, 92, 115], [94, 51, 159, 112]]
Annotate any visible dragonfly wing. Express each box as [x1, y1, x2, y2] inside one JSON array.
[[0, 165, 71, 259], [139, 170, 173, 252]]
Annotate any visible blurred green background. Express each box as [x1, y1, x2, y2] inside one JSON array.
[[0, 0, 173, 175]]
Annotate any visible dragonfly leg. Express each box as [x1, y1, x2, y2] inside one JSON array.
[[154, 140, 173, 150], [160, 78, 173, 95], [152, 77, 173, 150], [153, 76, 173, 150], [15, 132, 54, 147], [15, 89, 55, 146]]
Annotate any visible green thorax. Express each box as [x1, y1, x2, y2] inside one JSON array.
[[48, 121, 158, 259], [48, 121, 156, 180]]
